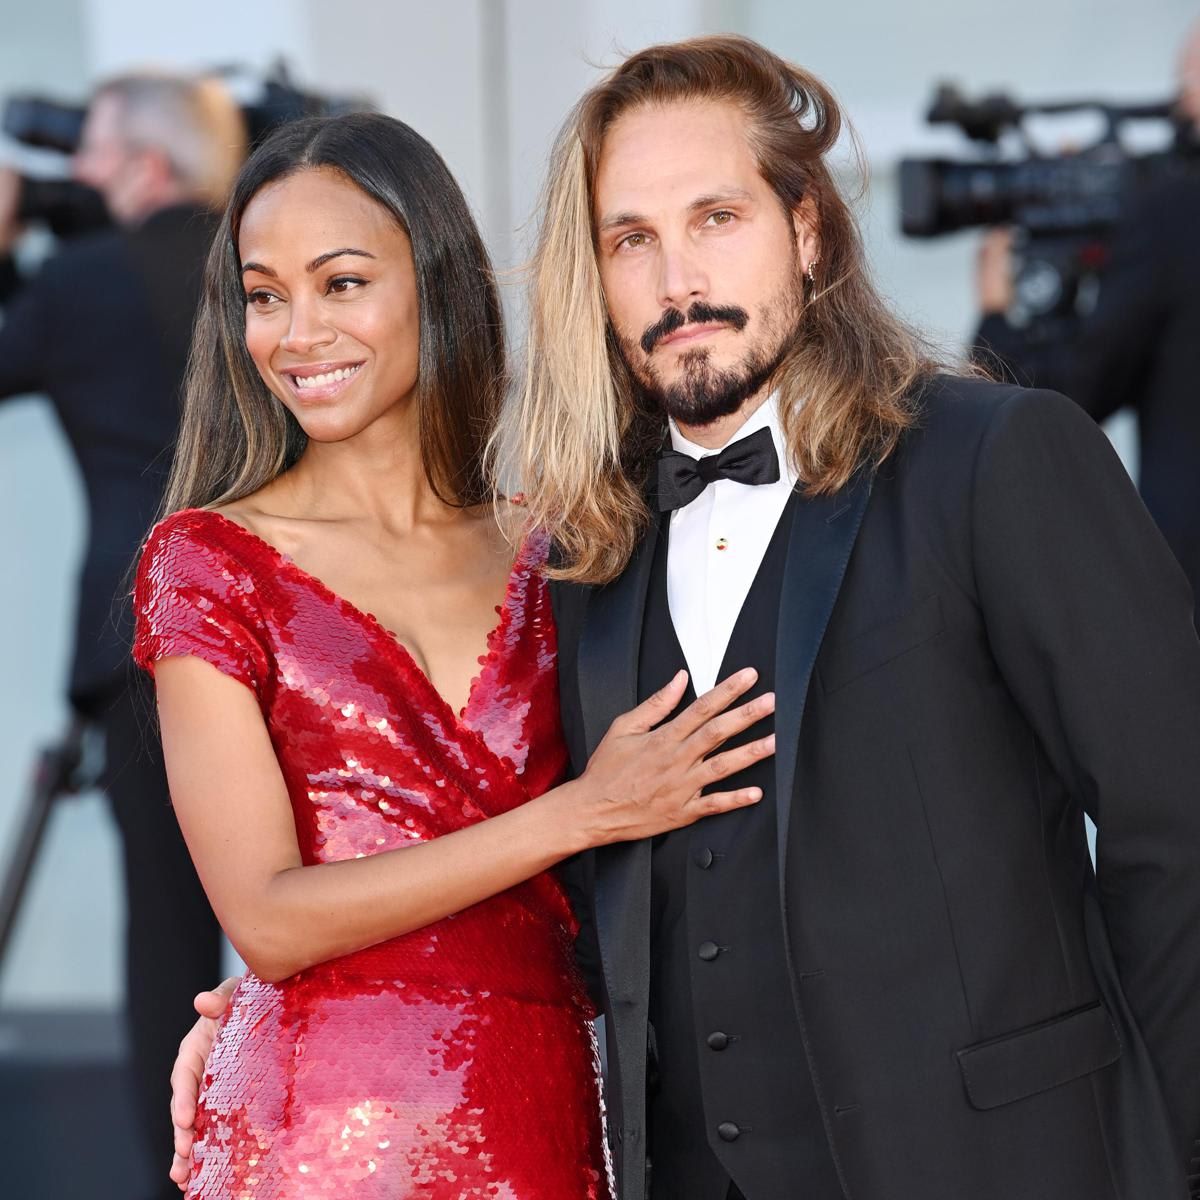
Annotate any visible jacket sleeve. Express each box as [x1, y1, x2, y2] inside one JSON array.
[[970, 386, 1200, 1177], [0, 258, 52, 402]]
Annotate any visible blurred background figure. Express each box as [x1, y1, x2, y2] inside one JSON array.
[[971, 20, 1200, 619], [0, 70, 245, 1200]]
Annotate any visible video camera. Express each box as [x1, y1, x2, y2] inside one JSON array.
[[898, 85, 1193, 337], [2, 62, 372, 240]]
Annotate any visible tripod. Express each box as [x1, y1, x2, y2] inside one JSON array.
[[0, 718, 105, 974]]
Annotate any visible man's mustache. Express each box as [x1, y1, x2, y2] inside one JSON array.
[[640, 302, 750, 355]]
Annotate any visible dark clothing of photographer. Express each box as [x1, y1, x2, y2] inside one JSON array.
[[0, 202, 222, 1198], [973, 172, 1200, 617]]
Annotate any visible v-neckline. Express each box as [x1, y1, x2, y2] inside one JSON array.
[[195, 508, 526, 725]]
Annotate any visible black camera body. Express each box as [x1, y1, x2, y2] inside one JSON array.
[[2, 65, 372, 240], [899, 85, 1190, 337]]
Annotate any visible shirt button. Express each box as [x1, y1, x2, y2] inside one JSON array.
[[707, 1031, 730, 1051], [693, 847, 714, 869], [717, 1121, 741, 1142], [698, 940, 721, 962]]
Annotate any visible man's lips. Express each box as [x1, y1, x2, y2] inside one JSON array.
[[278, 360, 365, 400], [656, 322, 730, 349]]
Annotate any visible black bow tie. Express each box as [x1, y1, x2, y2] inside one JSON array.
[[655, 425, 781, 513]]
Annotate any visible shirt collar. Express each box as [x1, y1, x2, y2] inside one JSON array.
[[668, 393, 796, 487]]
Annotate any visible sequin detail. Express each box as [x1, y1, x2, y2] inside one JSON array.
[[133, 509, 609, 1200]]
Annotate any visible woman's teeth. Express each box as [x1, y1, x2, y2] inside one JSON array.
[[293, 365, 361, 389]]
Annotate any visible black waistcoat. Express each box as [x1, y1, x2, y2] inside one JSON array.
[[640, 497, 842, 1200]]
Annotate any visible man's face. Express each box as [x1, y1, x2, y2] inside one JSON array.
[[594, 99, 815, 429], [72, 94, 147, 223]]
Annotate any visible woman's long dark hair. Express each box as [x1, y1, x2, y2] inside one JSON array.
[[163, 112, 506, 515]]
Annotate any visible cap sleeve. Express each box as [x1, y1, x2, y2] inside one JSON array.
[[133, 512, 269, 697]]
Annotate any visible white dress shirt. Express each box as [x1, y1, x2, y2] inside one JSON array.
[[666, 395, 798, 695]]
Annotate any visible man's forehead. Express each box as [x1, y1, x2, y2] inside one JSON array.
[[594, 100, 764, 220]]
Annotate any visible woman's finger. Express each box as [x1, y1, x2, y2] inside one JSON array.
[[664, 668, 759, 740], [684, 691, 775, 756], [691, 733, 777, 787], [682, 785, 764, 818], [611, 669, 689, 735]]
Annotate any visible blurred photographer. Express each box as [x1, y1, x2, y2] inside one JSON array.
[[973, 23, 1200, 618], [0, 71, 244, 1197]]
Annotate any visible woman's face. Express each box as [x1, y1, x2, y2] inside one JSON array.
[[238, 166, 420, 445]]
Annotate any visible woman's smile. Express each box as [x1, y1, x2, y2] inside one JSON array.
[[278, 359, 366, 403]]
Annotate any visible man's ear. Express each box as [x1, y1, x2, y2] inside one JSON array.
[[792, 194, 820, 272], [143, 146, 177, 195]]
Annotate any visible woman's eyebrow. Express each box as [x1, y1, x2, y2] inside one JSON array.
[[240, 248, 377, 277], [307, 248, 376, 272]]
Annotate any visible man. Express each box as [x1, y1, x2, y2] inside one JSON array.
[[973, 20, 1200, 617], [170, 37, 1200, 1200], [0, 72, 244, 1199]]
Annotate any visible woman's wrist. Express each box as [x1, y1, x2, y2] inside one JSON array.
[[530, 776, 601, 858]]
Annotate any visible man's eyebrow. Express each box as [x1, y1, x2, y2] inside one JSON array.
[[688, 188, 754, 212], [597, 211, 647, 234], [597, 190, 756, 235], [239, 248, 377, 276]]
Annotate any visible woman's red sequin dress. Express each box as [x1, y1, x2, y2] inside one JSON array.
[[133, 509, 610, 1200]]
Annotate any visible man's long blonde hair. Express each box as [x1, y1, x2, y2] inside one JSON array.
[[496, 36, 941, 585]]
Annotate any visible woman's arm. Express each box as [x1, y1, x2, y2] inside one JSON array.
[[156, 656, 772, 983]]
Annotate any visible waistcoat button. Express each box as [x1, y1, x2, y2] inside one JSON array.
[[717, 1121, 741, 1142], [697, 940, 721, 962], [707, 1031, 730, 1051], [693, 847, 714, 869]]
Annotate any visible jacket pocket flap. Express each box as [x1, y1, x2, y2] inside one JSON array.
[[820, 594, 944, 694], [956, 1002, 1121, 1111]]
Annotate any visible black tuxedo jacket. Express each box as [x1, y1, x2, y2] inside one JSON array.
[[0, 203, 215, 709], [552, 375, 1200, 1200]]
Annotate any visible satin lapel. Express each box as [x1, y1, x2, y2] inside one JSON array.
[[577, 516, 661, 1007], [774, 472, 873, 882]]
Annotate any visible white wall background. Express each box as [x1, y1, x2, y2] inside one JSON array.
[[0, 0, 1192, 1008]]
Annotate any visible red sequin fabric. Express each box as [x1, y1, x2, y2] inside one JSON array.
[[134, 509, 610, 1200]]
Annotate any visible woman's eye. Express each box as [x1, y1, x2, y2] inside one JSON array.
[[328, 275, 366, 294], [245, 290, 278, 309], [618, 232, 649, 251]]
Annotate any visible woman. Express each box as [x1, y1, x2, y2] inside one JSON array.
[[134, 113, 774, 1199]]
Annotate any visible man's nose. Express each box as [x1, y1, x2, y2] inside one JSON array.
[[656, 239, 708, 312]]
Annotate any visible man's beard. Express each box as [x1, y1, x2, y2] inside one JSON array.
[[618, 291, 803, 428]]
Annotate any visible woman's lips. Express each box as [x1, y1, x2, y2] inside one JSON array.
[[280, 361, 365, 401]]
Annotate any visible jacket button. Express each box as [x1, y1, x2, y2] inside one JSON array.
[[697, 940, 721, 961], [707, 1031, 729, 1051], [693, 847, 714, 869], [717, 1121, 741, 1142]]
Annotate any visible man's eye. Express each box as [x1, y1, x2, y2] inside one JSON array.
[[708, 210, 735, 226], [618, 232, 649, 250]]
